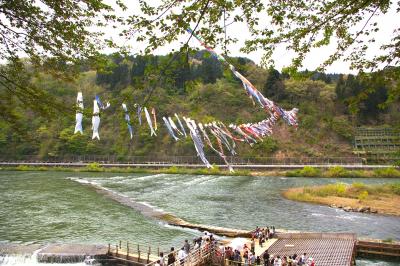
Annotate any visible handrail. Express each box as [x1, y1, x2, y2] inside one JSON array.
[[145, 244, 216, 266]]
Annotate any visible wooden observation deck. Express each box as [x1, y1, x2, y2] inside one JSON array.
[[266, 233, 357, 266]]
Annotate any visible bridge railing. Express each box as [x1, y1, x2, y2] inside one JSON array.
[[0, 155, 364, 165], [145, 244, 217, 266], [108, 241, 161, 265]]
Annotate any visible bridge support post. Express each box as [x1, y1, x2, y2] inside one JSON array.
[[138, 244, 140, 262], [127, 242, 129, 260]]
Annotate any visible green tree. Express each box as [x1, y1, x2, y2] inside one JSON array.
[[0, 0, 121, 125], [128, 0, 399, 102], [129, 1, 398, 70], [263, 68, 286, 101]]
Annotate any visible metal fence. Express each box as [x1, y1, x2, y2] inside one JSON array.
[[0, 155, 364, 165]]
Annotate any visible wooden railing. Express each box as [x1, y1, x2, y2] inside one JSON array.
[[107, 241, 218, 266], [108, 241, 161, 265], [145, 244, 217, 266]]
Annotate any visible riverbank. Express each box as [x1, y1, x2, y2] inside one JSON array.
[[282, 182, 400, 216], [1, 164, 400, 178]]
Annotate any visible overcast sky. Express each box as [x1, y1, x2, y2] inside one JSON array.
[[104, 1, 399, 74]]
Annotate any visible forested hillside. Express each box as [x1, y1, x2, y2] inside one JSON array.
[[0, 51, 398, 160]]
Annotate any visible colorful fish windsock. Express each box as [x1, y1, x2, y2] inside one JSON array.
[[175, 113, 187, 137], [137, 105, 142, 125], [92, 99, 100, 140], [151, 108, 157, 131], [184, 24, 298, 128], [144, 107, 157, 136], [74, 92, 84, 134], [183, 117, 211, 168], [168, 117, 183, 136], [95, 95, 110, 110], [122, 103, 133, 139], [162, 116, 179, 141]]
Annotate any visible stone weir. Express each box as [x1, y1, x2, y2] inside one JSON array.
[[0, 243, 109, 264], [37, 244, 109, 263], [79, 180, 251, 238]]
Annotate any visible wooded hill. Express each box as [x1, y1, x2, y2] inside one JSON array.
[[0, 51, 399, 161]]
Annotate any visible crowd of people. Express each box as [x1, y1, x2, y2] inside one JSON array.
[[261, 252, 315, 266], [153, 227, 315, 266], [223, 226, 315, 266], [154, 232, 217, 266]]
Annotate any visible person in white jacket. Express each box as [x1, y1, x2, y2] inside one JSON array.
[[178, 247, 186, 265]]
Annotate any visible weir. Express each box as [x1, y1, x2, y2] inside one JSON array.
[[76, 178, 252, 238]]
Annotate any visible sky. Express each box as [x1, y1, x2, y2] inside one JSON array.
[[101, 1, 399, 74]]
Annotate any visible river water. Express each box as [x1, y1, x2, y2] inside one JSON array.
[[0, 171, 399, 265]]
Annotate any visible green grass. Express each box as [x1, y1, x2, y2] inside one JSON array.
[[285, 166, 321, 177], [288, 182, 400, 200], [374, 167, 400, 178], [2, 165, 400, 178], [0, 164, 251, 176], [286, 166, 399, 178], [303, 183, 347, 197]]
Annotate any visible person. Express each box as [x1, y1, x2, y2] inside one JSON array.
[[251, 238, 255, 254], [194, 239, 200, 250], [243, 251, 249, 266], [184, 239, 190, 254], [234, 249, 240, 264], [178, 247, 186, 265], [250, 252, 256, 265], [167, 247, 176, 265], [287, 256, 293, 266], [274, 255, 282, 266], [299, 253, 307, 265], [155, 260, 161, 266], [159, 252, 165, 266], [262, 252, 270, 266], [226, 247, 233, 263], [307, 257, 314, 266], [237, 250, 243, 266], [256, 256, 261, 265]]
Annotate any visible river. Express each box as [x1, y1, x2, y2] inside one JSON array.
[[0, 171, 399, 265]]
